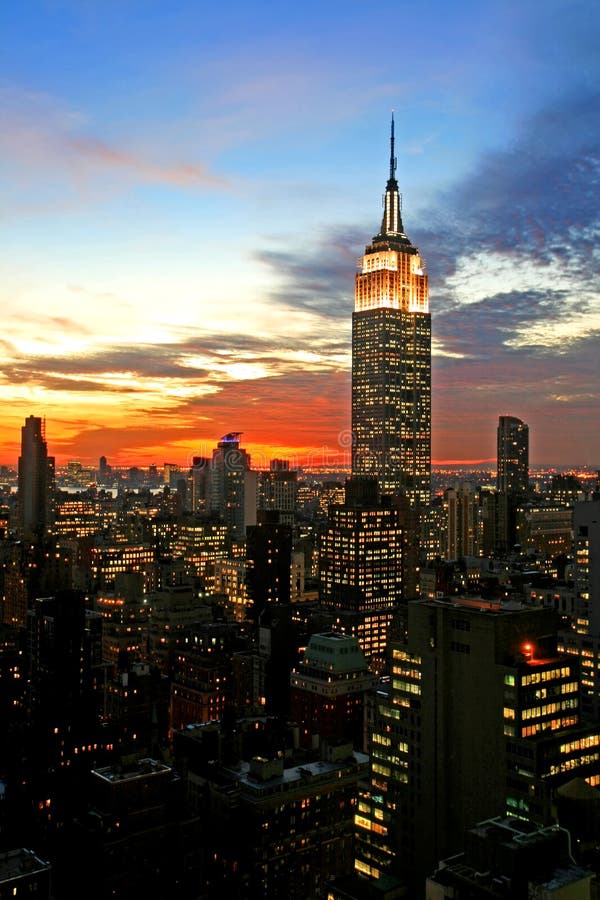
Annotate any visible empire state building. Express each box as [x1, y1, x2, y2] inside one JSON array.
[[351, 116, 431, 507]]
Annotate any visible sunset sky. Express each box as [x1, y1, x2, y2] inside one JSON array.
[[1, 0, 598, 469]]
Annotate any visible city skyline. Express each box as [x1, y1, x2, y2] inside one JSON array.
[[1, 1, 598, 468]]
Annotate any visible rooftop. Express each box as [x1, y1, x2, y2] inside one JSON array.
[[298, 631, 368, 674], [222, 750, 369, 798], [0, 848, 50, 883], [92, 757, 171, 784]]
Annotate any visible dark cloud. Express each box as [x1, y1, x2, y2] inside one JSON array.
[[262, 89, 598, 297], [254, 230, 363, 319], [413, 90, 600, 291], [434, 289, 571, 359]]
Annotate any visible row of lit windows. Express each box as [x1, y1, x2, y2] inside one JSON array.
[[524, 682, 578, 700], [521, 667, 572, 685], [393, 679, 421, 695], [392, 649, 422, 665], [520, 717, 578, 737], [392, 665, 421, 680], [560, 734, 600, 754], [549, 752, 600, 775], [521, 699, 578, 719]]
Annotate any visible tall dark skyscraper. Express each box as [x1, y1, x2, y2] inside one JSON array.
[[497, 415, 529, 496], [353, 598, 600, 896], [496, 414, 529, 550], [351, 116, 431, 507], [17, 415, 55, 539]]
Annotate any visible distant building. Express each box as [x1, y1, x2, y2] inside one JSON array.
[[445, 481, 480, 560], [497, 416, 529, 550], [190, 456, 210, 512], [172, 517, 228, 583], [17, 415, 55, 539], [497, 416, 529, 497], [259, 461, 298, 526], [210, 433, 257, 540], [89, 539, 154, 591], [516, 502, 573, 558], [213, 557, 249, 621]]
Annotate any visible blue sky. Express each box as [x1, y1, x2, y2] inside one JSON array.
[[1, 0, 598, 467]]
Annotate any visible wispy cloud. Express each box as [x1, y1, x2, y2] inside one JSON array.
[[0, 84, 226, 207]]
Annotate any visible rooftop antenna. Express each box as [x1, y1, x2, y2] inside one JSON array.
[[390, 110, 397, 181]]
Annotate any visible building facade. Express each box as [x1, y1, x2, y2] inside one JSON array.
[[319, 477, 403, 668], [559, 498, 600, 719], [354, 598, 600, 897]]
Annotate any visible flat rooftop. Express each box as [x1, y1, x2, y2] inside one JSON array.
[[0, 848, 50, 883], [92, 757, 171, 784]]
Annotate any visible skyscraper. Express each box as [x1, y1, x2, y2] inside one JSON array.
[[497, 415, 529, 497], [351, 116, 431, 507], [17, 415, 55, 539], [353, 598, 600, 896], [210, 432, 257, 541], [319, 476, 403, 668], [496, 415, 529, 550], [559, 497, 600, 718]]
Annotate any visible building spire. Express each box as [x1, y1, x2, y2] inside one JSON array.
[[390, 111, 396, 181], [380, 112, 403, 238]]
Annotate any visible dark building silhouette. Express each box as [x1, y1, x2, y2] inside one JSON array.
[[354, 598, 600, 897], [178, 737, 368, 899], [0, 848, 51, 898], [426, 816, 593, 898], [17, 416, 55, 539], [28, 591, 102, 733], [69, 758, 200, 899], [246, 513, 292, 619], [497, 415, 529, 550]]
